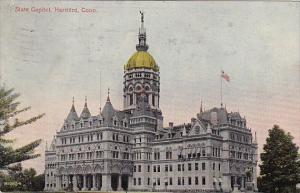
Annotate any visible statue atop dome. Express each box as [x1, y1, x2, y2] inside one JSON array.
[[136, 11, 148, 52]]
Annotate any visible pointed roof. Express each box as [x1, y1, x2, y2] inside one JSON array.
[[66, 97, 79, 121], [80, 96, 91, 119], [102, 91, 116, 125]]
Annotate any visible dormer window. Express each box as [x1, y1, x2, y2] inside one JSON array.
[[114, 120, 117, 126], [89, 121, 92, 127], [99, 120, 102, 125], [80, 123, 83, 128]]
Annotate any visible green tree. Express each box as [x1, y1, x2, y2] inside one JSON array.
[[21, 168, 36, 191], [0, 86, 44, 168], [260, 125, 300, 193], [0, 86, 44, 190], [31, 173, 45, 191]]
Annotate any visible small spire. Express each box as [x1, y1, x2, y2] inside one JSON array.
[[70, 97, 76, 112], [80, 96, 91, 119], [107, 88, 110, 102], [45, 141, 48, 151], [200, 100, 203, 113], [254, 131, 257, 143], [140, 10, 144, 25], [84, 96, 87, 107]]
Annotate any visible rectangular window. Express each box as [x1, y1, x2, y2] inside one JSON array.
[[134, 178, 136, 186], [219, 163, 221, 171], [178, 164, 181, 171], [195, 177, 199, 185], [148, 165, 150, 172], [188, 163, 192, 171], [134, 165, 136, 172], [169, 164, 173, 172], [153, 165, 156, 172], [202, 177, 206, 185], [147, 178, 150, 185], [157, 178, 160, 186], [182, 177, 185, 185], [138, 165, 141, 172], [202, 162, 206, 170], [138, 178, 141, 185], [165, 165, 168, 172], [178, 177, 181, 185], [158, 165, 160, 172], [213, 163, 215, 170], [195, 163, 199, 170], [169, 177, 173, 185], [182, 164, 185, 171], [188, 177, 192, 185]]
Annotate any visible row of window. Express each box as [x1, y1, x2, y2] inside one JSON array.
[[60, 151, 105, 161], [230, 151, 252, 160], [228, 119, 246, 128], [112, 133, 130, 142], [61, 133, 103, 144], [133, 176, 207, 186], [133, 162, 221, 173], [63, 118, 129, 131], [127, 73, 158, 80], [230, 132, 250, 143]]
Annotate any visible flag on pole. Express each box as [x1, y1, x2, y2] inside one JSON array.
[[221, 70, 230, 82]]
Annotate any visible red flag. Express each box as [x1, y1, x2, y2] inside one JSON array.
[[221, 70, 230, 82]]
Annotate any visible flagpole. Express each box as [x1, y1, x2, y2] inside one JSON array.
[[99, 70, 102, 111], [220, 71, 223, 108]]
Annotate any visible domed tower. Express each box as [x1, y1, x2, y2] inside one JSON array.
[[123, 12, 160, 113]]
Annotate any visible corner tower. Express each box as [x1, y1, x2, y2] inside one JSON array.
[[123, 12, 160, 113]]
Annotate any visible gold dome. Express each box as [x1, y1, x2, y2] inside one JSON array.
[[124, 51, 159, 72]]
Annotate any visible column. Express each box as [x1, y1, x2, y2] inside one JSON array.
[[240, 177, 245, 191], [82, 174, 87, 191], [117, 175, 123, 191], [55, 175, 61, 191], [73, 175, 79, 191], [133, 93, 137, 106], [92, 174, 97, 190], [102, 174, 112, 191], [127, 175, 133, 191], [232, 176, 239, 191], [67, 175, 71, 190]]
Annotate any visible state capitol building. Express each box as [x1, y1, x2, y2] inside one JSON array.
[[45, 14, 258, 193]]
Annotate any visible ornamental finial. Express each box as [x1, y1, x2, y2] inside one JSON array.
[[140, 10, 144, 23], [107, 88, 110, 102]]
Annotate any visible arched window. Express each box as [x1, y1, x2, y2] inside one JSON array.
[[136, 85, 141, 91]]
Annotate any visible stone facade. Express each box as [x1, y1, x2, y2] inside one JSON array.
[[44, 14, 258, 193]]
